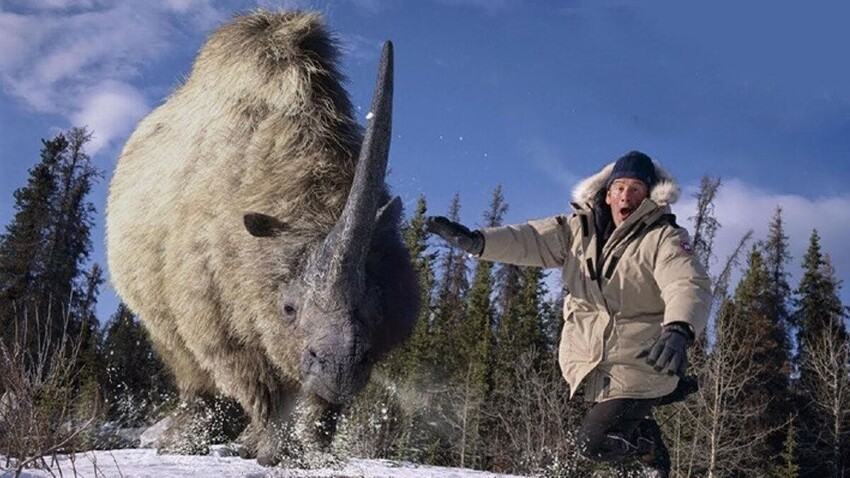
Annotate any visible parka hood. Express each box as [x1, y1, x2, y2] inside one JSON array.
[[571, 159, 681, 207]]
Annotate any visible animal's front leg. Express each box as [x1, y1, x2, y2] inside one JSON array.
[[157, 394, 246, 455], [255, 392, 342, 467], [297, 392, 343, 451], [253, 391, 298, 466]]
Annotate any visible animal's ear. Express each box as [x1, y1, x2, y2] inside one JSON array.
[[374, 196, 402, 232], [244, 213, 289, 237]]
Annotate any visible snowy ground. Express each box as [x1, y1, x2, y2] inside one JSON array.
[[2, 448, 530, 478]]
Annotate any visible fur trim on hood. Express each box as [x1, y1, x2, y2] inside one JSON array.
[[571, 160, 680, 207]]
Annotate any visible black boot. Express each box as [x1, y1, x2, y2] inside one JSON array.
[[634, 418, 671, 478]]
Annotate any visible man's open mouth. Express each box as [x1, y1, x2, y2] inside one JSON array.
[[619, 207, 634, 217]]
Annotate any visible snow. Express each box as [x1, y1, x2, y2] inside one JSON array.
[[3, 449, 530, 478]]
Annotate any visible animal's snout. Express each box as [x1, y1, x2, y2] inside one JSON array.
[[299, 341, 370, 377], [300, 347, 322, 376], [299, 337, 372, 405]]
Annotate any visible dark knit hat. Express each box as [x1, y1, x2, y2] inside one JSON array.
[[605, 151, 658, 189]]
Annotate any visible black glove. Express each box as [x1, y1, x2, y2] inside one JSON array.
[[424, 216, 485, 256], [635, 322, 694, 376], [655, 374, 699, 406]]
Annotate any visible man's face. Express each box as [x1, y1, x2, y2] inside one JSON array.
[[606, 178, 649, 227]]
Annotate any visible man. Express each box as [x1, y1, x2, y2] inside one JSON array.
[[425, 151, 711, 477]]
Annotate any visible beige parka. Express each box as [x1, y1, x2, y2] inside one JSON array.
[[478, 161, 711, 402]]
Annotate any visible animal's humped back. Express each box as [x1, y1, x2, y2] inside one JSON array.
[[109, 11, 363, 250], [183, 10, 365, 224]]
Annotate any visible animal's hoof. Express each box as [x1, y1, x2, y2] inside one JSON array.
[[254, 440, 335, 468], [238, 445, 257, 460], [156, 439, 210, 456], [236, 423, 260, 459], [256, 450, 279, 467], [153, 395, 248, 456]]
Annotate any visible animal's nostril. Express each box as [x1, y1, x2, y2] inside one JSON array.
[[301, 347, 322, 376]]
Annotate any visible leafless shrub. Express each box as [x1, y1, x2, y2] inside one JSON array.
[[333, 371, 434, 463], [486, 351, 591, 476], [0, 304, 96, 477], [801, 326, 850, 476], [669, 302, 787, 478], [416, 361, 493, 470]]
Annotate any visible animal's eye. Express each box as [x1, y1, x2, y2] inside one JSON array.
[[283, 304, 297, 317]]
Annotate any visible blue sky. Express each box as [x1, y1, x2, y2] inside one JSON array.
[[2, 0, 850, 322]]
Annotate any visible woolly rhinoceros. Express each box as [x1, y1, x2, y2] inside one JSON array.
[[106, 10, 419, 465]]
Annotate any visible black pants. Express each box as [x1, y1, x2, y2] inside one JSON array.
[[577, 398, 652, 461], [576, 398, 670, 472], [575, 375, 697, 469]]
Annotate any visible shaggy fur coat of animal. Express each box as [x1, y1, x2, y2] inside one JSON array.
[[107, 12, 417, 460]]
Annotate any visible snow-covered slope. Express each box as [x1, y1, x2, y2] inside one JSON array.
[[4, 449, 529, 478]]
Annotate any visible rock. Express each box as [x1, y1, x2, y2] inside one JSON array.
[[93, 423, 146, 449]]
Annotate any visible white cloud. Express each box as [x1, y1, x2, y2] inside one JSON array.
[[253, 0, 314, 12], [674, 178, 850, 298], [163, 0, 206, 13], [0, 5, 170, 114], [0, 12, 44, 70], [340, 33, 382, 64], [4, 0, 104, 10], [160, 0, 225, 27], [0, 1, 226, 157], [71, 80, 149, 155]]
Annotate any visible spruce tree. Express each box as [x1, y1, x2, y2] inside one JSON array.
[[490, 264, 553, 469], [75, 263, 104, 389], [73, 264, 104, 421], [450, 186, 508, 468], [763, 206, 793, 329], [38, 128, 99, 333], [542, 288, 564, 354], [496, 266, 550, 379], [382, 195, 437, 383], [487, 185, 517, 320], [102, 303, 176, 425], [793, 231, 849, 477], [758, 206, 795, 458], [0, 128, 100, 354], [794, 231, 845, 382], [460, 261, 496, 394], [519, 267, 551, 361], [426, 193, 472, 466], [771, 416, 801, 478], [457, 186, 507, 391], [0, 135, 63, 343], [725, 247, 793, 472], [688, 176, 722, 272], [432, 193, 469, 381]]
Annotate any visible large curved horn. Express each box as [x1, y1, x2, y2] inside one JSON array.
[[334, 41, 393, 272], [306, 41, 393, 301]]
